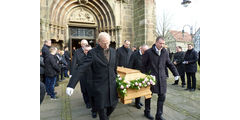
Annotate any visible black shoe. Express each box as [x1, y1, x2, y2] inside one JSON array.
[[135, 104, 141, 109], [144, 111, 154, 120], [92, 111, 97, 118], [139, 102, 143, 106], [54, 92, 57, 95], [184, 88, 190, 91], [172, 83, 178, 85], [156, 115, 165, 120], [190, 88, 196, 92], [86, 103, 92, 109]]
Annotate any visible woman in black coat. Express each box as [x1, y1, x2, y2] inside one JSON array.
[[183, 44, 198, 91], [45, 47, 60, 100]]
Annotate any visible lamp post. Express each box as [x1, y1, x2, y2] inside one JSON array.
[[182, 24, 193, 39], [181, 0, 192, 7]]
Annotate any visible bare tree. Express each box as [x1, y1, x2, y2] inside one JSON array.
[[155, 10, 173, 39]]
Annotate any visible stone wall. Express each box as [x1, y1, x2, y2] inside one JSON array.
[[40, 0, 156, 50]]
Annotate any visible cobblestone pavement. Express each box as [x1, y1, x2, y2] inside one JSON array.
[[41, 74, 200, 120]]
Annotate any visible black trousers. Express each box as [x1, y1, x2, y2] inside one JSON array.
[[90, 96, 97, 113], [186, 72, 196, 89], [80, 82, 90, 105], [145, 94, 166, 117], [98, 104, 117, 120], [175, 74, 186, 85], [135, 97, 141, 105]]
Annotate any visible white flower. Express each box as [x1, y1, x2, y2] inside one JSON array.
[[144, 77, 148, 82], [139, 83, 142, 87], [142, 81, 145, 84], [120, 85, 124, 89], [126, 85, 130, 88], [126, 81, 130, 84], [119, 77, 122, 80], [135, 82, 138, 86], [117, 74, 120, 77], [147, 82, 150, 85], [152, 82, 156, 85]]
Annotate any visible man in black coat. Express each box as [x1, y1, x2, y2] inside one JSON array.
[[128, 44, 149, 109], [70, 40, 92, 108], [41, 40, 51, 62], [172, 46, 186, 87], [71, 39, 88, 75], [142, 36, 179, 120], [183, 44, 198, 91], [116, 40, 133, 67], [66, 32, 118, 120]]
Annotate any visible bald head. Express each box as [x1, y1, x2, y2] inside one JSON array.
[[81, 39, 88, 48], [97, 32, 111, 50], [140, 44, 149, 54]]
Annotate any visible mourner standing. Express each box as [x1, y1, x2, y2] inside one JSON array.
[[66, 32, 118, 120], [45, 47, 60, 100], [128, 44, 149, 109], [116, 40, 133, 67], [172, 46, 186, 87], [142, 36, 179, 120], [183, 44, 198, 91], [41, 40, 51, 62]]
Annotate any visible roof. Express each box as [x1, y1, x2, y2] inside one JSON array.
[[169, 30, 192, 42]]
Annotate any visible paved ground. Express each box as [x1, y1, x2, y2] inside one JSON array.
[[41, 74, 200, 120]]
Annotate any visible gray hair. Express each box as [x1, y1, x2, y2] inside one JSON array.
[[97, 32, 111, 42]]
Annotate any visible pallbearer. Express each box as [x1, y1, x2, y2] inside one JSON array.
[[127, 44, 149, 109], [66, 32, 118, 120]]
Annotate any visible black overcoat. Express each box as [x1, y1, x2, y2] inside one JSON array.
[[64, 51, 71, 69], [116, 45, 133, 67], [41, 45, 50, 63], [67, 45, 118, 110], [44, 54, 61, 77], [173, 51, 185, 76], [142, 45, 179, 94], [71, 48, 84, 74], [40, 56, 45, 75], [184, 49, 198, 73], [127, 50, 144, 72]]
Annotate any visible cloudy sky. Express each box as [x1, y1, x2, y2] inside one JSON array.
[[155, 0, 200, 33]]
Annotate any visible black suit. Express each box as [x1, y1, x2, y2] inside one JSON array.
[[127, 50, 144, 105], [67, 45, 118, 120], [142, 44, 179, 119], [116, 45, 133, 67], [68, 48, 91, 107]]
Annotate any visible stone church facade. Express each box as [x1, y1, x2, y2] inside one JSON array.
[[40, 0, 156, 55]]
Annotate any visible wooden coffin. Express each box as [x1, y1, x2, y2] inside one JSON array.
[[117, 67, 152, 104]]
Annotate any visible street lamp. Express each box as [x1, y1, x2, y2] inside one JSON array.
[[182, 24, 193, 39], [181, 0, 192, 7]]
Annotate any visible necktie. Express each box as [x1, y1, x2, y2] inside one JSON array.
[[158, 50, 161, 56]]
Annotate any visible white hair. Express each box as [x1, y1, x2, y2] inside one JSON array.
[[97, 32, 111, 42]]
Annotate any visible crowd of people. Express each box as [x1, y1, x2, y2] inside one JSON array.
[[40, 32, 199, 120]]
